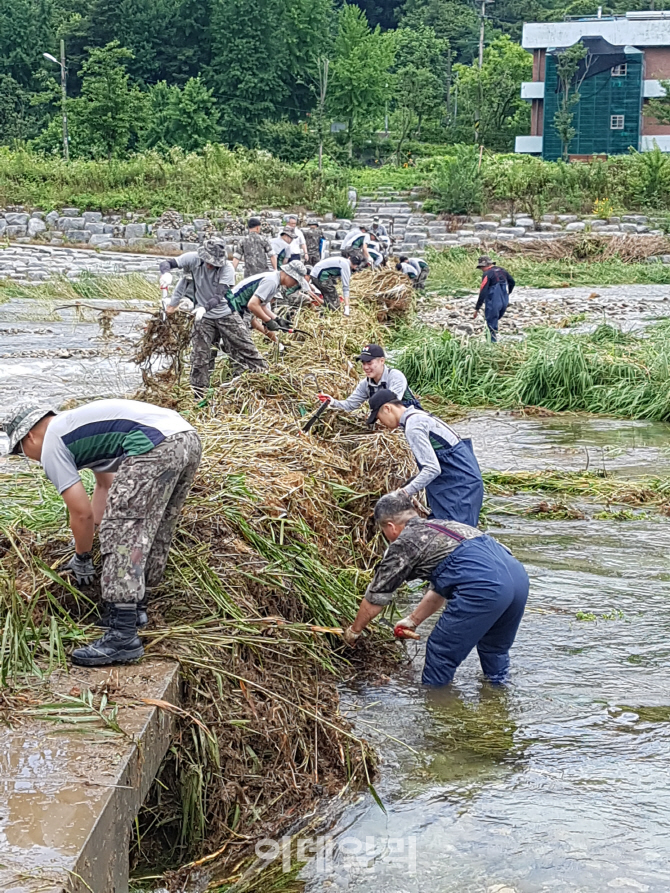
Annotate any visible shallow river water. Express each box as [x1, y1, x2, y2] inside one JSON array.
[[298, 417, 670, 893], [3, 282, 670, 892]]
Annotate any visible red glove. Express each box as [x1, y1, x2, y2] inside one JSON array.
[[394, 619, 420, 640], [317, 393, 332, 404]]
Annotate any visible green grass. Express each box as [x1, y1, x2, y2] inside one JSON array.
[[0, 272, 160, 305], [0, 146, 349, 215], [394, 320, 670, 421], [427, 247, 670, 292]]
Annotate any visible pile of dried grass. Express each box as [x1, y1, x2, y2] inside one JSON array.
[[350, 268, 414, 322], [0, 294, 416, 885], [500, 234, 670, 263]]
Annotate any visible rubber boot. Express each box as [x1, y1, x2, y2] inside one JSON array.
[[72, 604, 144, 667], [97, 593, 149, 629]]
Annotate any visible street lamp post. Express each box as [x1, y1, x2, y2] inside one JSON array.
[[43, 39, 69, 162]]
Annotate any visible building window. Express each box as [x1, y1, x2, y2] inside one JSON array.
[[611, 64, 627, 77], [611, 115, 625, 130]]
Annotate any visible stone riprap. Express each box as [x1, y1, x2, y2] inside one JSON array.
[[0, 244, 163, 281], [351, 189, 664, 257], [1, 195, 668, 260]]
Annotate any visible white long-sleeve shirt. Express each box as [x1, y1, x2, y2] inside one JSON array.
[[329, 368, 408, 411], [400, 407, 460, 497]]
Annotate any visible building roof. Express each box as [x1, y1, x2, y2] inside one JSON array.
[[523, 12, 670, 49]]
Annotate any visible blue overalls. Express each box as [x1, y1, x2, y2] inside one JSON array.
[[482, 267, 510, 343], [422, 526, 529, 687], [418, 430, 483, 527]]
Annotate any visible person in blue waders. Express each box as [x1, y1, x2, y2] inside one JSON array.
[[366, 388, 483, 528], [473, 255, 515, 342], [342, 492, 529, 685]]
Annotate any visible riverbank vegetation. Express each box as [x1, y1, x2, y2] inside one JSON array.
[[428, 245, 670, 292], [394, 321, 670, 421], [0, 296, 415, 881]]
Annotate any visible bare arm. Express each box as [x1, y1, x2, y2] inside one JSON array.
[[407, 589, 446, 627], [91, 472, 114, 525], [351, 598, 385, 634], [61, 481, 95, 554], [247, 294, 275, 322], [232, 257, 240, 271], [270, 255, 278, 271]]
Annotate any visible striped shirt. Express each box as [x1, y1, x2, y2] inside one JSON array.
[[310, 257, 351, 297], [229, 271, 281, 314], [41, 399, 193, 493]]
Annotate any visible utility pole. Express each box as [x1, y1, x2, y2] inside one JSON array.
[[317, 57, 329, 173], [43, 40, 69, 162], [479, 0, 494, 67]]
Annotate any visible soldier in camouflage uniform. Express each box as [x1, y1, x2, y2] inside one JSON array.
[[1, 399, 202, 667], [232, 217, 277, 276], [303, 220, 324, 266], [161, 238, 268, 398]]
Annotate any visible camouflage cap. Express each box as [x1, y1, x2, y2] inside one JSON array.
[[1, 403, 56, 454], [476, 255, 494, 268], [198, 238, 229, 267], [282, 260, 310, 292]]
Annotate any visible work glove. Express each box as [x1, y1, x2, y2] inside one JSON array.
[[317, 393, 333, 404], [193, 306, 207, 323], [275, 316, 293, 332], [65, 552, 96, 586], [177, 298, 194, 313], [343, 305, 351, 317], [342, 625, 361, 647], [393, 617, 420, 640], [264, 319, 280, 332], [159, 272, 173, 290]]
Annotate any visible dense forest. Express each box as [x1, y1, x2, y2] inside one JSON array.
[[2, 0, 666, 162]]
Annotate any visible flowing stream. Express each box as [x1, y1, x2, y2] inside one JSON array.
[[3, 288, 670, 892], [299, 414, 670, 893]]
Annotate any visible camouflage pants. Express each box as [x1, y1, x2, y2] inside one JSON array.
[[190, 313, 267, 396], [416, 266, 429, 290], [98, 430, 202, 604], [316, 278, 340, 310]]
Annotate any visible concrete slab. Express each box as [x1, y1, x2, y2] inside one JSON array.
[[0, 659, 180, 893]]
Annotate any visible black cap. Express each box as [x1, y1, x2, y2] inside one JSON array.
[[366, 388, 398, 426], [248, 217, 261, 228], [355, 343, 385, 362]]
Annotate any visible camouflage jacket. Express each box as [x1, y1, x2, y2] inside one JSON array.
[[364, 517, 483, 606], [234, 232, 275, 276]]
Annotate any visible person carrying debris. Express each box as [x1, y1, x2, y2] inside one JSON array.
[[304, 220, 325, 266], [366, 388, 483, 527], [228, 261, 310, 339], [342, 492, 529, 687], [317, 343, 421, 412], [473, 255, 515, 343], [286, 214, 308, 261], [270, 229, 295, 269], [396, 256, 429, 289], [340, 225, 371, 263], [232, 217, 277, 276], [160, 239, 267, 398], [1, 399, 202, 667], [308, 254, 360, 316]]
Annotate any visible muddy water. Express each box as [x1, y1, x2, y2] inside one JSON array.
[[300, 416, 670, 893]]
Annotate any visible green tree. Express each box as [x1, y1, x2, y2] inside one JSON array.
[[206, 0, 283, 145], [144, 77, 219, 151], [328, 4, 395, 155], [401, 0, 479, 63], [553, 41, 588, 162], [450, 35, 531, 151], [0, 75, 33, 142], [280, 0, 335, 119], [77, 41, 142, 159]]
